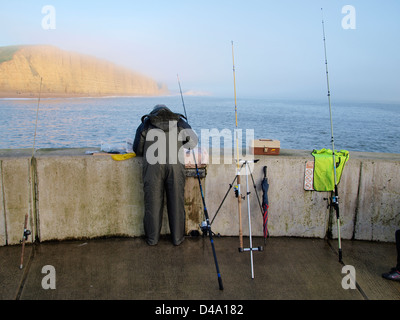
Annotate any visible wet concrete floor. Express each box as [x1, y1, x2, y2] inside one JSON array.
[[1, 236, 399, 301]]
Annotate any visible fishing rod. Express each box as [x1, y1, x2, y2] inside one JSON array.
[[177, 74, 224, 291], [20, 77, 42, 269], [230, 42, 263, 279], [231, 41, 244, 251], [321, 9, 342, 263]]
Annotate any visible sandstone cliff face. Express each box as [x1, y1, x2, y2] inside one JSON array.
[[0, 45, 168, 97]]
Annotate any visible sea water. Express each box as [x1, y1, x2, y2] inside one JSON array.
[[0, 96, 399, 154]]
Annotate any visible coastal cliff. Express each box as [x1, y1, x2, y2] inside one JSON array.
[[0, 45, 168, 97]]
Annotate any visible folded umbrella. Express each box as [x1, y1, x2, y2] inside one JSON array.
[[261, 166, 269, 243]]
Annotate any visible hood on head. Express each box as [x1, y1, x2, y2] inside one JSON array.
[[142, 105, 184, 131]]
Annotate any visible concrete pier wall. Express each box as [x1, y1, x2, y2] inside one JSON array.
[[1, 149, 399, 246]]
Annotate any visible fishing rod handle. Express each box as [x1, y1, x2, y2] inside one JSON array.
[[218, 277, 224, 290]]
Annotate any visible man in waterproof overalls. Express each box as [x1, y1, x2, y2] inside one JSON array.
[[133, 105, 197, 246]]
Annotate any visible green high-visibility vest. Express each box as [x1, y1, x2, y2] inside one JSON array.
[[312, 149, 349, 192]]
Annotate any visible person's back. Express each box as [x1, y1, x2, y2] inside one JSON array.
[[133, 105, 197, 246]]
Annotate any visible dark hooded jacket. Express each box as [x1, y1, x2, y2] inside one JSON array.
[[133, 105, 197, 163]]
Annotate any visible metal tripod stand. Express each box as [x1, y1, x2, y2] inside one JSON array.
[[211, 159, 263, 279], [239, 160, 263, 279]]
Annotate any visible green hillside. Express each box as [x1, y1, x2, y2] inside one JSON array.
[[0, 45, 23, 64]]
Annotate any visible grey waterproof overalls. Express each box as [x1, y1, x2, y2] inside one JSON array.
[[133, 105, 197, 245]]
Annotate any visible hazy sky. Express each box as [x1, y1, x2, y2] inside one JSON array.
[[1, 0, 399, 102]]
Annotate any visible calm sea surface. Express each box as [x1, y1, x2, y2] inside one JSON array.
[[0, 96, 399, 154]]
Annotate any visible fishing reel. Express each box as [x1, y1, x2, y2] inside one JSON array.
[[20, 229, 31, 243], [233, 185, 244, 200], [324, 194, 340, 218], [324, 196, 337, 208], [200, 220, 220, 238], [200, 221, 208, 236]]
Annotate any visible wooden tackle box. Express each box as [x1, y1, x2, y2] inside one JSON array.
[[250, 139, 280, 155]]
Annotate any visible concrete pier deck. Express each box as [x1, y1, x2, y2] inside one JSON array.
[[1, 236, 399, 302]]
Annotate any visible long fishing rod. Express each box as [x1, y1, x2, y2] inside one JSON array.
[[177, 74, 224, 290], [20, 77, 41, 269], [321, 9, 342, 263], [229, 46, 263, 278], [231, 41, 244, 251]]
